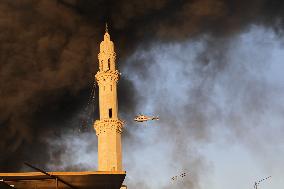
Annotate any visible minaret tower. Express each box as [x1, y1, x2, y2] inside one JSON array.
[[94, 24, 124, 171]]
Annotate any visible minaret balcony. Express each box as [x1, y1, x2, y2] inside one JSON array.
[[95, 70, 120, 85], [94, 119, 124, 136]]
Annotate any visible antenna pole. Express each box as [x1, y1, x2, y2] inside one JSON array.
[[254, 182, 257, 189], [254, 176, 271, 189]]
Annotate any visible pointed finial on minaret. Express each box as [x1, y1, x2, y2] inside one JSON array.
[[105, 23, 108, 33], [103, 22, 111, 41]]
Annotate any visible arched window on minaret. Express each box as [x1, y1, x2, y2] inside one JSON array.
[[108, 108, 112, 118], [108, 58, 111, 70]]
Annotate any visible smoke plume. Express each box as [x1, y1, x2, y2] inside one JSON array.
[[1, 0, 284, 188]]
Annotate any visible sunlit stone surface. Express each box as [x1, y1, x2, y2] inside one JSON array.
[[94, 26, 124, 172]]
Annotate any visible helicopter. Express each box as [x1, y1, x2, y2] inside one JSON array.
[[134, 114, 159, 122]]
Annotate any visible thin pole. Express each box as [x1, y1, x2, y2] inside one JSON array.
[[24, 162, 77, 189], [56, 178, 58, 189], [0, 179, 17, 189], [254, 182, 257, 189]]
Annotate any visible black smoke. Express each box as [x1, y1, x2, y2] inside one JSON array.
[[0, 0, 284, 178]]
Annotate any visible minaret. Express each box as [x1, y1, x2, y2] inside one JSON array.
[[94, 24, 124, 171]]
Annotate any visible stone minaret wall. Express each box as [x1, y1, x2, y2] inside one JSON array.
[[94, 28, 124, 171]]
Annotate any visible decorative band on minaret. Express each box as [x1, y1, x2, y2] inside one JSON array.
[[94, 25, 124, 171]]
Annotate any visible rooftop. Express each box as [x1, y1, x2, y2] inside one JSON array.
[[0, 171, 126, 189]]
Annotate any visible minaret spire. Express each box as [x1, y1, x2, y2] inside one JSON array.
[[94, 25, 124, 172], [105, 22, 108, 33]]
